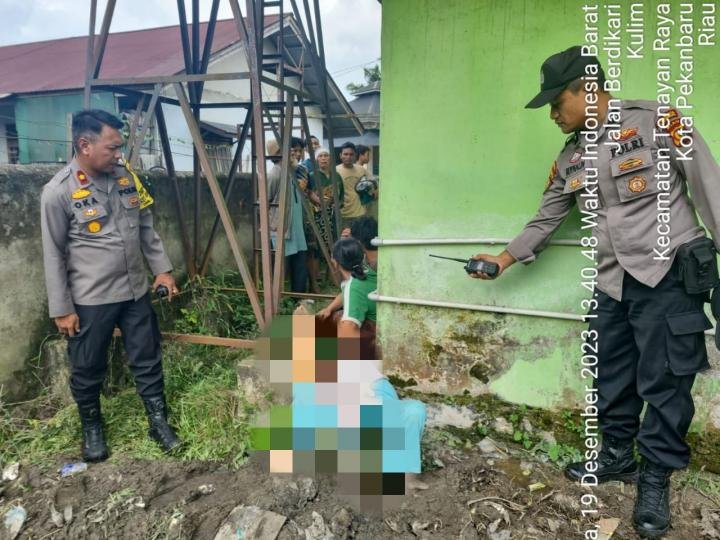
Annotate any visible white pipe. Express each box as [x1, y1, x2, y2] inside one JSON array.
[[368, 292, 586, 321], [371, 237, 581, 247], [369, 292, 717, 336]]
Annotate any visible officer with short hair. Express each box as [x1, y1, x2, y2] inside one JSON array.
[[472, 46, 720, 538], [41, 109, 182, 461]]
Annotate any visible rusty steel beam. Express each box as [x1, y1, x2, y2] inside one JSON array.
[[271, 96, 294, 314], [92, 72, 251, 87], [163, 333, 255, 348], [197, 0, 221, 100], [231, 0, 274, 323], [124, 95, 147, 158], [309, 0, 340, 234], [83, 0, 97, 109], [263, 106, 281, 144], [155, 101, 197, 278], [128, 84, 160, 169], [301, 0, 318, 54], [199, 115, 253, 276], [174, 81, 265, 328], [176, 0, 196, 104], [192, 0, 201, 93], [298, 98, 336, 266], [216, 286, 335, 301], [91, 0, 116, 79]]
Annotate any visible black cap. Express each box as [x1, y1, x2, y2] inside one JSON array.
[[525, 46, 604, 109]]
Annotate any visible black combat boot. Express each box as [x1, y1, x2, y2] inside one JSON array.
[[142, 395, 182, 452], [565, 434, 638, 483], [77, 401, 109, 462], [633, 459, 672, 538]]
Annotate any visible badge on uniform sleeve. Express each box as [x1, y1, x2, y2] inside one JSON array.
[[72, 188, 92, 199], [76, 170, 89, 185], [87, 221, 102, 233], [628, 176, 647, 193], [568, 177, 582, 190], [83, 208, 99, 218], [117, 177, 131, 187], [570, 150, 583, 163], [544, 161, 558, 192]]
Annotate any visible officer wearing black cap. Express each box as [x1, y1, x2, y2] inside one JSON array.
[[41, 109, 183, 461], [472, 46, 720, 538]]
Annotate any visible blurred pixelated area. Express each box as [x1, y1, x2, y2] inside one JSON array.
[[250, 314, 416, 500]]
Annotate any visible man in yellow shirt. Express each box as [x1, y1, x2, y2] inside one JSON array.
[[336, 142, 367, 229]]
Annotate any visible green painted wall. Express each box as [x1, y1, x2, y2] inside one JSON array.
[[16, 92, 116, 164], [378, 0, 720, 416]]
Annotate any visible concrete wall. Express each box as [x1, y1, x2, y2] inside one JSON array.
[[378, 0, 720, 433], [0, 164, 255, 399]]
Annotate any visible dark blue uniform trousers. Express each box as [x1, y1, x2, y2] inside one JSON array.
[[66, 294, 164, 405], [591, 268, 711, 470]]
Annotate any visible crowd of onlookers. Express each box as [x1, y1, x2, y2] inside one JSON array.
[[266, 136, 379, 295]]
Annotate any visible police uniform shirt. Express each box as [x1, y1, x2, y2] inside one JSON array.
[[41, 159, 172, 318], [506, 100, 720, 301]]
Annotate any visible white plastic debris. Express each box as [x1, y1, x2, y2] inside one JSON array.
[[3, 506, 27, 540], [597, 517, 620, 540], [50, 504, 64, 528], [2, 462, 19, 482]]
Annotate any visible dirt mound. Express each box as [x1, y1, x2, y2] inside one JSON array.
[[1, 436, 718, 539]]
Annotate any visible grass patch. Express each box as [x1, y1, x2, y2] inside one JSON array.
[[0, 271, 270, 467], [0, 343, 254, 467]]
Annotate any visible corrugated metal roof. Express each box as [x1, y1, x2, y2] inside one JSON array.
[[0, 17, 277, 94]]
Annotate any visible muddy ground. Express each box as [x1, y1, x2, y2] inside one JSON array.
[[2, 431, 719, 540]]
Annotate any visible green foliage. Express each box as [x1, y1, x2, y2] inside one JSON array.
[[346, 64, 381, 93], [0, 343, 253, 466], [173, 275, 260, 339]]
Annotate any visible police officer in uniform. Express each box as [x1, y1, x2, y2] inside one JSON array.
[[472, 47, 720, 538], [41, 109, 182, 461]]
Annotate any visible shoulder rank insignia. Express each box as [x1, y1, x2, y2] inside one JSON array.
[[72, 188, 92, 199], [87, 221, 102, 233], [76, 170, 89, 185]]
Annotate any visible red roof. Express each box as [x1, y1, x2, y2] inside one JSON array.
[[0, 17, 277, 94]]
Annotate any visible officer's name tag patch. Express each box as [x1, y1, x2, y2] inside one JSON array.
[[87, 221, 102, 233], [628, 176, 647, 193], [72, 188, 92, 200]]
